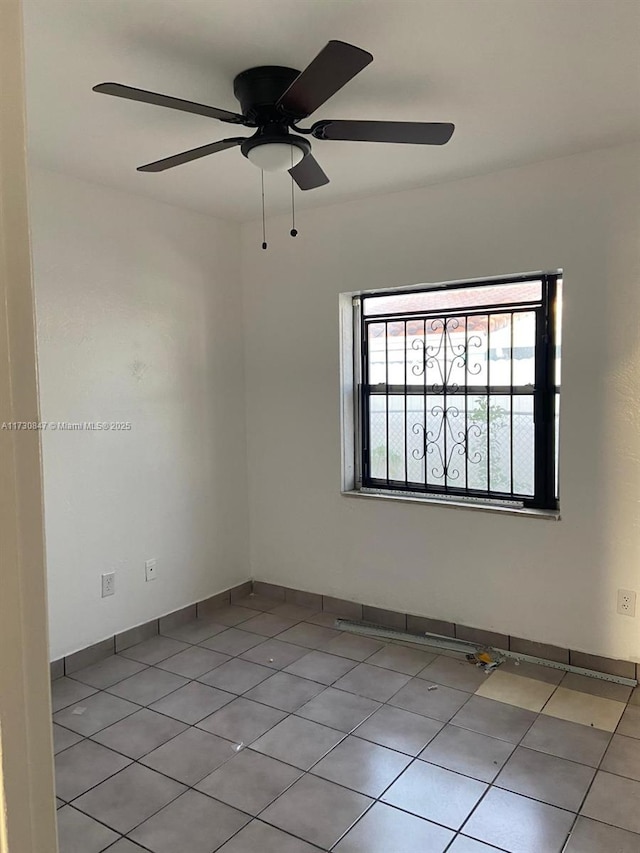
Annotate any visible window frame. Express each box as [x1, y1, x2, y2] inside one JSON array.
[[347, 272, 561, 512]]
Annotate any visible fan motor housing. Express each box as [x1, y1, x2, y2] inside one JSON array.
[[233, 66, 300, 123]]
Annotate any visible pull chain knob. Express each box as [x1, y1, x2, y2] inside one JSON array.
[[290, 151, 298, 238], [261, 169, 267, 250]]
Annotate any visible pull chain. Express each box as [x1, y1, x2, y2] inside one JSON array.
[[261, 170, 267, 250], [290, 149, 298, 237]]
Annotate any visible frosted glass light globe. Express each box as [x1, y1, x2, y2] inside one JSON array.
[[246, 142, 304, 172]]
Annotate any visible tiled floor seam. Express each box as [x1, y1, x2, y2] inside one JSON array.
[[54, 698, 144, 732], [231, 813, 327, 852], [448, 693, 559, 848], [444, 835, 509, 853], [323, 798, 378, 851], [208, 745, 348, 849], [116, 755, 329, 853], [65, 755, 628, 849], [104, 671, 449, 845], [71, 675, 379, 757], [62, 647, 533, 824], [456, 778, 569, 852], [254, 797, 370, 853], [61, 660, 606, 753], [289, 682, 496, 846], [61, 684, 630, 849], [69, 758, 241, 847], [54, 612, 640, 852], [558, 691, 633, 845], [449, 690, 636, 850], [58, 699, 256, 796], [70, 687, 364, 816], [60, 800, 147, 850]]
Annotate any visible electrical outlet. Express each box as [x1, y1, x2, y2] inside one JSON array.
[[617, 589, 636, 617], [145, 558, 157, 582], [101, 572, 115, 597]]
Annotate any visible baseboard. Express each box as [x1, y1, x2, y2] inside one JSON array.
[[252, 580, 639, 682], [50, 580, 252, 680], [51, 577, 639, 684]]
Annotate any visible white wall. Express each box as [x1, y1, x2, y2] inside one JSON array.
[[241, 143, 640, 662], [30, 168, 249, 660]]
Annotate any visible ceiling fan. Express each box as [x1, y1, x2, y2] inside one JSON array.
[[93, 40, 454, 190]]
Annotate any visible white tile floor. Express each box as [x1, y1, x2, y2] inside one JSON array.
[[53, 596, 640, 852]]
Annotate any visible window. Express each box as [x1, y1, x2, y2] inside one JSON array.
[[351, 273, 561, 511]]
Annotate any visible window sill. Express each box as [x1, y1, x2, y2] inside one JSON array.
[[342, 488, 560, 520]]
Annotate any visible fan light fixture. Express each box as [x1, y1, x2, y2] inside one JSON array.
[[246, 141, 304, 172]]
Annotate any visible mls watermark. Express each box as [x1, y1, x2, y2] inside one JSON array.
[[1, 421, 132, 431]]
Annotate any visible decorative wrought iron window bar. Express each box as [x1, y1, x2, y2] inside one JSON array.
[[356, 274, 561, 510]]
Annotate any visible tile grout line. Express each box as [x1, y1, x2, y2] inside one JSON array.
[[59, 629, 629, 773], [455, 665, 629, 846], [451, 699, 562, 849], [66, 742, 627, 848], [242, 614, 636, 845], [54, 608, 640, 852], [57, 625, 447, 851], [206, 646, 505, 850], [61, 654, 624, 782], [561, 688, 633, 849]]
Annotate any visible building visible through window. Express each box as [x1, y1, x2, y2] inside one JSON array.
[[353, 274, 561, 510]]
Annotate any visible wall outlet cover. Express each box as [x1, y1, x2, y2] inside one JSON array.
[[616, 589, 636, 617], [101, 572, 115, 597], [145, 558, 157, 582]]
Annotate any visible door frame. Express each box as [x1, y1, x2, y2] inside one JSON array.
[[0, 1, 58, 850]]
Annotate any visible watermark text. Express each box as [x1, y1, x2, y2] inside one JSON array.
[[1, 421, 132, 431]]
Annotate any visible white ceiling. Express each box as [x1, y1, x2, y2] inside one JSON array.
[[23, 0, 640, 222]]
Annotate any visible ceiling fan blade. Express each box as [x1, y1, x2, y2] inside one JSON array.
[[311, 120, 455, 145], [137, 137, 246, 172], [277, 40, 373, 118], [93, 83, 246, 124], [289, 153, 329, 190]]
